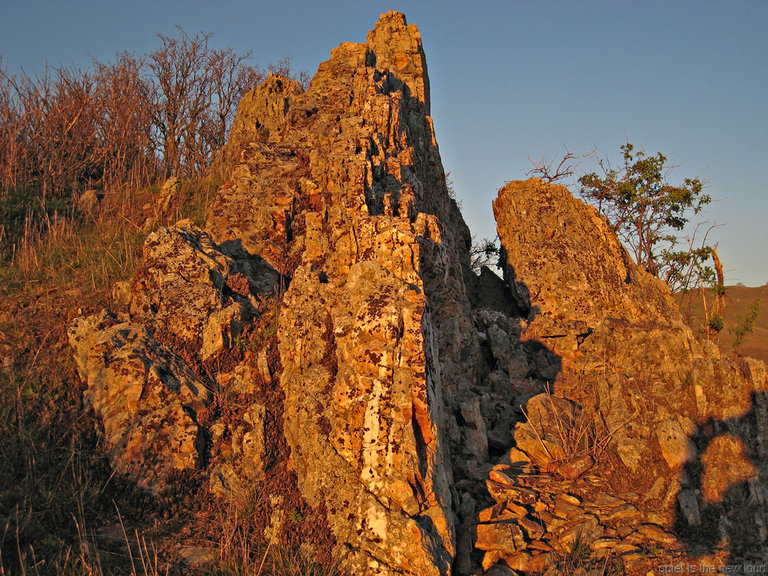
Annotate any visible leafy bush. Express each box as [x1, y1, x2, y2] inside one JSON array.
[[707, 314, 725, 333], [578, 142, 712, 291], [730, 298, 761, 350]]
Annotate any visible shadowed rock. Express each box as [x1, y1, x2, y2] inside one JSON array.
[[68, 13, 768, 576]]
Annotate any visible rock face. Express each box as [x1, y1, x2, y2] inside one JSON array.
[[69, 309, 211, 491], [68, 13, 767, 576], [493, 178, 680, 365], [71, 11, 488, 576], [67, 221, 272, 493], [494, 179, 703, 482], [487, 179, 768, 571], [206, 11, 486, 575]]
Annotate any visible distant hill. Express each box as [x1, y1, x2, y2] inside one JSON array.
[[677, 284, 768, 362]]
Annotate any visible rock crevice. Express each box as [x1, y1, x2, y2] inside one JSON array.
[[68, 13, 767, 576]]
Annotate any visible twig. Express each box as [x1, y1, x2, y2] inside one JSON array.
[[256, 539, 272, 576], [114, 501, 136, 576], [519, 404, 553, 461]]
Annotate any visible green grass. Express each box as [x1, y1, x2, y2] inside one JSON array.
[[177, 176, 226, 228]]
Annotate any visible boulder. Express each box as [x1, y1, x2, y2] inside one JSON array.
[[490, 178, 768, 568], [68, 310, 211, 491]]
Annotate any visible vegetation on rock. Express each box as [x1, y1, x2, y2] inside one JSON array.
[[578, 142, 712, 292], [1, 11, 766, 576]]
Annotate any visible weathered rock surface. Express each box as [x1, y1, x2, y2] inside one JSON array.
[[226, 73, 304, 152], [207, 11, 482, 574], [68, 309, 211, 491], [493, 178, 682, 366], [68, 12, 768, 576], [482, 178, 768, 573], [129, 223, 261, 360]]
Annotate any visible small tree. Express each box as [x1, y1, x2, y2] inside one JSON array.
[[148, 28, 215, 178], [469, 235, 499, 274], [578, 142, 712, 289], [208, 47, 265, 153], [730, 298, 761, 351]]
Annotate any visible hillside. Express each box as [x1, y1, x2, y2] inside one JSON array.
[[1, 11, 766, 576], [678, 285, 768, 363]]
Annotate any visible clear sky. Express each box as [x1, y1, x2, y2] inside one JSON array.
[[1, 1, 766, 286]]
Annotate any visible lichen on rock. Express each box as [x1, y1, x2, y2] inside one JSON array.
[[67, 11, 768, 576]]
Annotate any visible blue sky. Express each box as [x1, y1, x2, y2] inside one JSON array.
[[1, 1, 766, 285]]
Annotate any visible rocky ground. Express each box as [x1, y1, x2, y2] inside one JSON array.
[[5, 10, 767, 576]]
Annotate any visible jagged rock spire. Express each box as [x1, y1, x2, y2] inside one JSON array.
[[367, 11, 431, 112]]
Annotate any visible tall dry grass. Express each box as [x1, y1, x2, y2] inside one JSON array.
[[0, 174, 350, 575], [0, 180, 152, 576]]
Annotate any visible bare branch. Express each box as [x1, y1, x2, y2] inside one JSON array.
[[526, 147, 595, 183]]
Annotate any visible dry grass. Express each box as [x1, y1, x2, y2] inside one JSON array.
[[0, 189, 146, 298], [550, 537, 625, 576], [209, 495, 346, 576], [0, 178, 349, 576], [0, 182, 155, 576], [520, 385, 631, 477]]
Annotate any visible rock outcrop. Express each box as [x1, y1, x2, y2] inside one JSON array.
[[68, 12, 767, 576], [70, 11, 489, 576], [206, 11, 486, 575], [481, 179, 768, 572]]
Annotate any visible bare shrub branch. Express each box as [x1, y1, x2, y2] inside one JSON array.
[[526, 147, 595, 183]]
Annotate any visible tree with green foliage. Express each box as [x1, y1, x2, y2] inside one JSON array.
[[578, 142, 712, 291], [730, 298, 761, 351]]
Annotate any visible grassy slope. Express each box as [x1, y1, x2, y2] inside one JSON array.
[[0, 180, 347, 576], [0, 183, 161, 575], [677, 285, 768, 363]]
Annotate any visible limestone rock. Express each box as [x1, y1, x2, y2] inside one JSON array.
[[475, 507, 526, 552], [513, 393, 576, 466], [69, 11, 490, 575], [68, 310, 211, 491], [143, 176, 182, 231], [366, 11, 430, 107], [461, 397, 489, 463], [677, 489, 701, 527], [66, 10, 768, 575], [552, 515, 603, 553], [655, 418, 697, 470], [227, 73, 304, 152], [129, 223, 258, 360], [68, 220, 277, 496], [700, 434, 757, 503], [493, 179, 680, 340], [492, 177, 768, 567], [207, 11, 484, 576], [280, 260, 455, 576], [492, 180, 705, 485], [158, 176, 181, 214]]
